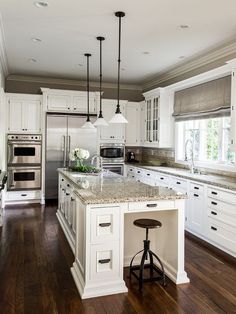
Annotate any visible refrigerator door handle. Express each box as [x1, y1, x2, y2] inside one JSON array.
[[67, 135, 71, 166], [63, 135, 66, 167]]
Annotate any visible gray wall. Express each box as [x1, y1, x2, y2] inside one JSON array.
[[5, 76, 144, 102]]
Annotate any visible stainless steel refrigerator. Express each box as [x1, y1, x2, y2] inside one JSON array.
[[45, 114, 97, 199]]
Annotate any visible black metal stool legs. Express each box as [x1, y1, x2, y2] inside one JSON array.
[[129, 227, 166, 290]]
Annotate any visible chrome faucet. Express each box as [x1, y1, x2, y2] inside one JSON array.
[[91, 154, 103, 169], [184, 139, 195, 174]]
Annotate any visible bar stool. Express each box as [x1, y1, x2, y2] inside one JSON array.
[[129, 218, 166, 290]]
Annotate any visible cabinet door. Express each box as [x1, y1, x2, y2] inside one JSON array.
[[72, 96, 96, 114], [188, 192, 204, 234], [100, 100, 125, 141], [125, 103, 140, 146], [8, 100, 23, 132], [145, 99, 152, 143], [152, 97, 159, 143], [230, 69, 236, 151], [23, 101, 41, 133], [47, 94, 71, 112]]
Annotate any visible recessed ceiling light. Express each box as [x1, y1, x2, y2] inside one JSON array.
[[143, 51, 150, 55], [121, 68, 125, 71], [77, 64, 83, 67], [31, 37, 42, 43], [179, 56, 185, 59], [28, 58, 37, 63], [34, 1, 49, 8], [178, 24, 190, 29]]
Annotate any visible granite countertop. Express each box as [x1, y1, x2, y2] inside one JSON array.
[[126, 163, 236, 192], [58, 168, 186, 205]]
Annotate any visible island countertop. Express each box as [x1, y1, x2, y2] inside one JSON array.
[[58, 168, 186, 205]]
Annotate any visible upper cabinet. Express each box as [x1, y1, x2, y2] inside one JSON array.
[[99, 99, 126, 143], [143, 88, 173, 148], [7, 94, 42, 133], [42, 88, 97, 114], [229, 66, 236, 151], [125, 102, 141, 146]]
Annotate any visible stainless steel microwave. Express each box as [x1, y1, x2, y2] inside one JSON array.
[[100, 143, 125, 163]]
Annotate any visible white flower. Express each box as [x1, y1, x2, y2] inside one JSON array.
[[69, 150, 76, 161], [75, 148, 90, 160]]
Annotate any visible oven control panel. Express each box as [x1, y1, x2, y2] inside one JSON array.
[[7, 134, 42, 141]]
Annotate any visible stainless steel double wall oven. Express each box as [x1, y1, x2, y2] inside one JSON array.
[[7, 134, 42, 191]]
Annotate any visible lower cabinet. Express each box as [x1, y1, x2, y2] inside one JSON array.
[[125, 164, 236, 257]]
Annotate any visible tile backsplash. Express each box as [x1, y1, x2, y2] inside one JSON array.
[[125, 146, 236, 178]]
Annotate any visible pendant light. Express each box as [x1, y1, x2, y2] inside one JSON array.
[[82, 53, 96, 129], [109, 11, 128, 124], [94, 36, 109, 127]]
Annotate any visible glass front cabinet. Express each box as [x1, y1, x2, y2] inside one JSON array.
[[143, 88, 173, 148]]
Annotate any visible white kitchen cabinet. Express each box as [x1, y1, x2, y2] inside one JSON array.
[[142, 87, 173, 148], [125, 102, 141, 146], [7, 94, 42, 133], [188, 183, 205, 235], [99, 99, 126, 143], [41, 88, 98, 114]]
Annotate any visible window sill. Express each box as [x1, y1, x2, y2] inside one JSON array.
[[175, 159, 236, 173]]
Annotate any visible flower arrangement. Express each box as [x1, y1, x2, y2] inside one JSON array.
[[69, 148, 100, 173]]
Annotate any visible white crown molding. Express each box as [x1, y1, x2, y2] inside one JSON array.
[[0, 14, 9, 77], [6, 74, 142, 91], [142, 39, 236, 90]]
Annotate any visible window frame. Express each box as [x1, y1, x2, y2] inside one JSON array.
[[175, 117, 236, 173]]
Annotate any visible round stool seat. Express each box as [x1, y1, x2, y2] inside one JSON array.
[[133, 218, 162, 229]]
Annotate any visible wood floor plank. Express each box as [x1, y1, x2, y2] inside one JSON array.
[[0, 202, 236, 314]]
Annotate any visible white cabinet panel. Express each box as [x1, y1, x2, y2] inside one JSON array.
[[188, 190, 204, 235], [99, 100, 125, 142], [125, 102, 140, 146], [73, 96, 95, 114], [7, 96, 42, 133], [47, 94, 71, 111]]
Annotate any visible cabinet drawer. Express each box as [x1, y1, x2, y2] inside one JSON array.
[[169, 177, 188, 191], [128, 200, 175, 212], [90, 207, 120, 243], [6, 190, 41, 201], [190, 182, 204, 194], [207, 217, 236, 254], [90, 242, 120, 281], [207, 198, 236, 226], [207, 187, 236, 204]]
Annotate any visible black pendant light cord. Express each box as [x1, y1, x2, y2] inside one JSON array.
[[97, 36, 105, 118], [85, 53, 91, 122], [115, 11, 125, 114]]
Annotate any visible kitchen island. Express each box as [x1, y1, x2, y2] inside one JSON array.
[[57, 168, 189, 299]]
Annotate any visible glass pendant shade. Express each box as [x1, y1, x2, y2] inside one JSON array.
[[109, 112, 128, 124], [82, 120, 96, 129], [94, 116, 109, 126]]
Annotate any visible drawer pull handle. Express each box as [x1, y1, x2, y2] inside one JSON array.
[[211, 226, 217, 231], [194, 187, 199, 190], [194, 194, 199, 197], [176, 182, 181, 185], [211, 211, 217, 216], [160, 177, 164, 180], [211, 201, 217, 206], [62, 189, 65, 191], [71, 197, 75, 201], [98, 258, 111, 264], [211, 191, 217, 195], [21, 194, 27, 197], [146, 204, 157, 208], [66, 193, 70, 196], [99, 222, 111, 227]]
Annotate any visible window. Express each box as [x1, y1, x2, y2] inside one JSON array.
[[176, 117, 235, 165]]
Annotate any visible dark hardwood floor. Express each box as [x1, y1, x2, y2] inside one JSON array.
[[0, 202, 236, 314]]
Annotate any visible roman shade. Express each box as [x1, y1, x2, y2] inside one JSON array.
[[173, 75, 231, 121]]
